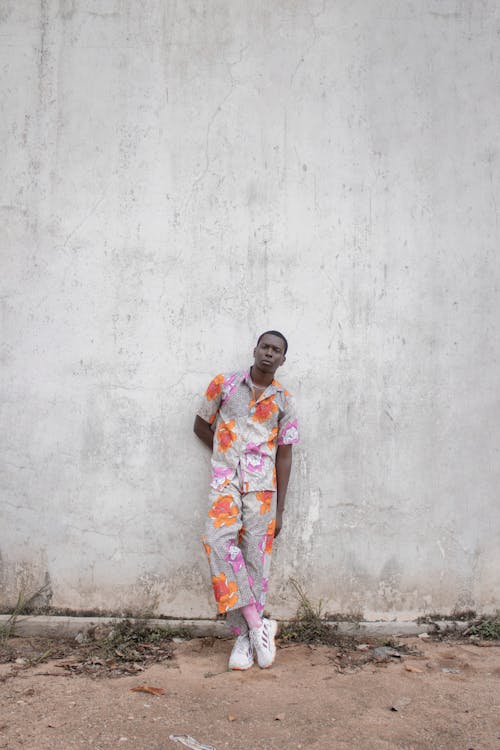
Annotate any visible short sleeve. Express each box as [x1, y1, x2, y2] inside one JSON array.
[[196, 373, 224, 426], [277, 392, 300, 446]]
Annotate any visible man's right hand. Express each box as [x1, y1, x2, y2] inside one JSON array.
[[193, 415, 214, 450]]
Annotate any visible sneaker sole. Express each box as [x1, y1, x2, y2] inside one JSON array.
[[258, 619, 278, 670], [229, 661, 254, 671]]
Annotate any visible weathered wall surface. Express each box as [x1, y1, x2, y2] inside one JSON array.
[[1, 1, 499, 620]]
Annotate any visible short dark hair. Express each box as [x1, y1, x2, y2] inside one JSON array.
[[257, 330, 288, 354]]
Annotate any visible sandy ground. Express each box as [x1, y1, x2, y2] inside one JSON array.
[[0, 636, 499, 750]]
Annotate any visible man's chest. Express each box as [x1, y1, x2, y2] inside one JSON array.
[[218, 386, 283, 431]]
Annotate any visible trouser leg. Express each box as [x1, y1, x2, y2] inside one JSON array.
[[203, 485, 277, 635], [203, 482, 254, 618], [241, 490, 277, 617]]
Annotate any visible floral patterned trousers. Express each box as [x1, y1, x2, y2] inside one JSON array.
[[203, 478, 277, 636]]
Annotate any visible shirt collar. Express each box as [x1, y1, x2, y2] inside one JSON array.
[[243, 367, 283, 392]]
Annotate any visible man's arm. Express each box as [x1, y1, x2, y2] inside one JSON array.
[[275, 444, 292, 538], [193, 415, 214, 450]]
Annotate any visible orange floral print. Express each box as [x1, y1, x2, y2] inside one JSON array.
[[267, 427, 278, 451], [257, 490, 273, 515], [205, 373, 224, 401], [212, 572, 239, 613], [238, 526, 246, 545], [264, 518, 276, 553], [272, 466, 277, 488], [208, 495, 238, 528], [252, 396, 278, 423], [216, 420, 237, 453]]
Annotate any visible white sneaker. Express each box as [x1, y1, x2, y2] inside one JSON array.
[[228, 633, 254, 670], [249, 618, 278, 669]]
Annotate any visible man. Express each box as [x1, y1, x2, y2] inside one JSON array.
[[194, 331, 299, 670]]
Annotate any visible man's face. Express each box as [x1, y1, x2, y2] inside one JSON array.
[[253, 334, 286, 374]]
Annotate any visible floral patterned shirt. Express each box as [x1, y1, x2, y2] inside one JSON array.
[[197, 369, 300, 492]]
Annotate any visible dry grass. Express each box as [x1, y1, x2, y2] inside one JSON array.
[[0, 619, 194, 679], [279, 579, 358, 650]]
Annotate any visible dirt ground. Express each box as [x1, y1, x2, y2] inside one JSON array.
[[0, 634, 499, 750]]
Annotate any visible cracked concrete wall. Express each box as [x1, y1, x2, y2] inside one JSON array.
[[1, 1, 499, 620]]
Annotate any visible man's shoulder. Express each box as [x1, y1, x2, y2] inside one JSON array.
[[215, 370, 249, 400], [207, 369, 246, 382], [220, 368, 248, 383]]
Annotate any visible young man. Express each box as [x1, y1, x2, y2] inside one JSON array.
[[194, 331, 299, 670]]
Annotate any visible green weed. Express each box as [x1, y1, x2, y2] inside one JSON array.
[[465, 615, 500, 641], [280, 579, 349, 647]]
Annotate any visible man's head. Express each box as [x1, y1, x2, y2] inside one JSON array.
[[253, 330, 288, 375]]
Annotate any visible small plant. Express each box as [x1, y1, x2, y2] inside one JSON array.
[[102, 619, 191, 658], [0, 588, 31, 642], [280, 579, 341, 646], [450, 608, 477, 622], [325, 611, 363, 623], [465, 614, 500, 641]]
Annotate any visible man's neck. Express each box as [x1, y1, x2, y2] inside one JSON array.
[[250, 365, 274, 388]]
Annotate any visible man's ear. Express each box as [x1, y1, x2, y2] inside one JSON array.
[[280, 354, 286, 366]]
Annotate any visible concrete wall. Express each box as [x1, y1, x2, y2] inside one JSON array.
[[1, 0, 499, 621]]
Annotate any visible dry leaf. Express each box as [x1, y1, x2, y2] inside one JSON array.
[[130, 685, 166, 696], [227, 714, 237, 722], [405, 664, 423, 673]]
